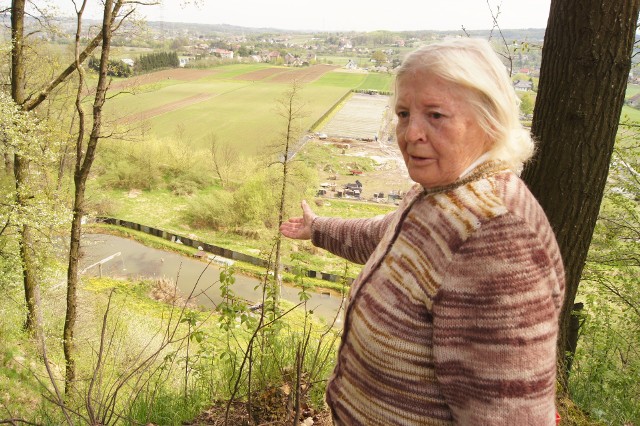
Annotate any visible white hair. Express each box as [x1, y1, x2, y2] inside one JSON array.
[[395, 38, 535, 173]]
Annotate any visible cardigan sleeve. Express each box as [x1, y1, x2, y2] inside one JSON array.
[[432, 213, 564, 425], [310, 212, 396, 265]]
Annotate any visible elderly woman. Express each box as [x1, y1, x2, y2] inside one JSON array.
[[281, 38, 565, 425]]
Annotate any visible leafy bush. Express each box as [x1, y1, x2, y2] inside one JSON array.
[[183, 162, 317, 231], [570, 139, 640, 425], [167, 178, 200, 196], [96, 138, 212, 193], [87, 55, 133, 77], [184, 190, 234, 229], [96, 139, 164, 190]]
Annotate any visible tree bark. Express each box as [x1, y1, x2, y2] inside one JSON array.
[[10, 0, 40, 335], [64, 0, 118, 393], [521, 0, 640, 390], [9, 0, 108, 337], [273, 82, 305, 308]]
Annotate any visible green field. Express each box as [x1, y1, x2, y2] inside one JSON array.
[[625, 83, 640, 98], [104, 64, 379, 155], [357, 72, 394, 91]]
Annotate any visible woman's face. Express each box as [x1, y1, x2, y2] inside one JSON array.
[[395, 70, 492, 189]]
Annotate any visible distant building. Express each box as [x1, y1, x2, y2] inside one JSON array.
[[626, 93, 640, 108], [345, 59, 358, 70], [121, 58, 134, 67], [211, 48, 234, 59], [284, 52, 297, 65], [267, 51, 281, 62], [513, 80, 534, 91]]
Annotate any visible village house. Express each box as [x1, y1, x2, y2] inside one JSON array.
[[514, 79, 534, 91], [284, 52, 297, 65], [626, 93, 640, 108], [345, 59, 358, 70], [178, 57, 193, 67], [211, 48, 233, 59], [267, 51, 281, 63]]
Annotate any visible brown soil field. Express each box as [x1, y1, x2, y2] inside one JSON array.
[[269, 64, 340, 83], [116, 93, 215, 125], [109, 68, 218, 91], [233, 67, 291, 81]]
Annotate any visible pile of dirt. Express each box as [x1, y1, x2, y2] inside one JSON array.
[[184, 385, 334, 426]]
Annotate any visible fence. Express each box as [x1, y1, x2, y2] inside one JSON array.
[[97, 217, 354, 285]]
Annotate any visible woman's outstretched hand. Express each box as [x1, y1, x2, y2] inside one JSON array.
[[280, 200, 318, 240]]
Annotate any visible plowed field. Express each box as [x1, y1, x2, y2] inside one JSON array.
[[110, 68, 218, 91], [233, 67, 290, 81], [270, 64, 339, 83], [116, 93, 215, 125]]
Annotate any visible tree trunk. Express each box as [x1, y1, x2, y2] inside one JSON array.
[[4, 152, 13, 174], [521, 0, 640, 390], [11, 0, 40, 335], [64, 0, 117, 393], [273, 82, 304, 308]]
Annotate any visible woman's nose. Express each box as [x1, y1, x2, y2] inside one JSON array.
[[404, 116, 425, 143]]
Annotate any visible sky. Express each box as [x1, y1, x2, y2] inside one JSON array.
[[42, 0, 551, 32]]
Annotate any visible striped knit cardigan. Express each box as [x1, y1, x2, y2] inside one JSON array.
[[311, 162, 565, 425]]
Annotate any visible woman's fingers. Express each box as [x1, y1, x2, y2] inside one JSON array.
[[280, 200, 317, 240]]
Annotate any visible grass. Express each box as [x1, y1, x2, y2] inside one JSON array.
[[1, 240, 339, 422], [316, 56, 352, 66], [204, 63, 274, 79], [105, 66, 353, 155], [357, 72, 394, 92], [313, 70, 368, 88], [0, 299, 51, 423], [620, 105, 640, 124], [625, 83, 640, 98], [89, 130, 398, 280]]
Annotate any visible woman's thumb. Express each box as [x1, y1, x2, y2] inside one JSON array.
[[301, 199, 314, 217]]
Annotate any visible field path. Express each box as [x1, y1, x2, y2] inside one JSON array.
[[116, 93, 215, 124]]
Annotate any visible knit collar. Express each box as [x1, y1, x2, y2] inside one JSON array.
[[421, 160, 511, 195]]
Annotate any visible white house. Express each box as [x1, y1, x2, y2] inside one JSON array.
[[211, 48, 234, 59], [345, 59, 358, 70], [513, 80, 534, 91]]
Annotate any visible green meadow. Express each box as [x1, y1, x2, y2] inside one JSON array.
[[104, 64, 392, 155]]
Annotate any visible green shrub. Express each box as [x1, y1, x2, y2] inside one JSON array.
[[184, 190, 235, 229], [183, 161, 317, 231], [167, 177, 200, 196], [96, 140, 164, 190]]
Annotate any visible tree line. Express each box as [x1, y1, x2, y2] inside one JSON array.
[[136, 50, 180, 72]]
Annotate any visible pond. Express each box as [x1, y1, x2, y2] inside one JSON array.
[[80, 233, 345, 324]]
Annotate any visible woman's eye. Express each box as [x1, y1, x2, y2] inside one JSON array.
[[430, 112, 443, 119], [397, 111, 409, 119]]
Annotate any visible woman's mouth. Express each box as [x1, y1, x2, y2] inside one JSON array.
[[409, 155, 435, 165]]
